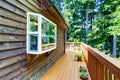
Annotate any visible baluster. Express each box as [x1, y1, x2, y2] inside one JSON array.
[[109, 70, 112, 80], [97, 62, 100, 80], [114, 76, 119, 80], [100, 64, 104, 80], [105, 67, 109, 80]]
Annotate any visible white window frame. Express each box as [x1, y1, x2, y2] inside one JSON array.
[[27, 12, 57, 54]]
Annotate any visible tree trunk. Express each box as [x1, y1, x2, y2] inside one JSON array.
[[85, 7, 88, 44], [112, 35, 117, 57]]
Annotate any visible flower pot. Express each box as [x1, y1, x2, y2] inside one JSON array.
[[80, 71, 88, 80], [74, 53, 84, 61], [77, 57, 82, 61], [80, 76, 88, 80]]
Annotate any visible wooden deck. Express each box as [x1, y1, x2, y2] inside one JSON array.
[[40, 52, 88, 80]]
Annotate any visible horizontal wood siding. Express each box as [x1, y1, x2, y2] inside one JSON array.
[[0, 0, 65, 80]]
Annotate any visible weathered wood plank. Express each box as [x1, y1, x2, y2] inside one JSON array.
[[0, 48, 26, 59], [0, 7, 26, 23], [33, 0, 47, 11], [0, 65, 27, 80], [0, 60, 26, 77], [0, 16, 26, 29], [0, 54, 26, 69], [11, 29, 64, 80], [0, 34, 26, 42], [27, 0, 41, 10], [0, 25, 26, 35], [18, 0, 41, 13], [12, 55, 47, 80], [0, 42, 26, 51], [5, 0, 32, 12], [0, 0, 26, 17]]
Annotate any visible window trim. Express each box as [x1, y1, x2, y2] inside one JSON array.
[[27, 12, 57, 54]]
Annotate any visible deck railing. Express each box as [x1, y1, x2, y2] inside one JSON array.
[[66, 42, 81, 52], [66, 42, 120, 80]]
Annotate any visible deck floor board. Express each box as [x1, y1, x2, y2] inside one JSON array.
[[40, 53, 88, 80]]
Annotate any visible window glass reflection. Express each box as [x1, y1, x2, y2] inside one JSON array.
[[42, 37, 49, 44], [49, 36, 55, 43], [29, 34, 38, 51], [49, 24, 55, 35], [41, 18, 49, 35], [41, 17, 56, 51], [29, 15, 38, 32]]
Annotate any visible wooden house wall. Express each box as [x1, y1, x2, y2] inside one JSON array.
[[0, 0, 65, 80]]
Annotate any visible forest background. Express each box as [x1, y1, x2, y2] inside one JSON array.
[[51, 0, 120, 58]]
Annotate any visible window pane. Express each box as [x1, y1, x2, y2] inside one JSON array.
[[49, 36, 56, 49], [49, 24, 55, 35], [49, 43, 56, 49], [29, 15, 38, 32], [42, 37, 49, 44], [29, 34, 38, 51], [41, 18, 49, 35], [42, 18, 56, 36], [41, 37, 49, 51], [41, 36, 56, 51], [41, 17, 56, 52], [49, 36, 55, 43]]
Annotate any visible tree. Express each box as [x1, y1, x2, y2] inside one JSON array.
[[108, 0, 120, 57], [63, 0, 85, 42], [52, 0, 120, 58], [51, 0, 63, 11], [62, 0, 95, 42], [88, 0, 120, 57]]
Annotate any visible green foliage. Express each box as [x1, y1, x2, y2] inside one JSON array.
[[74, 53, 84, 61], [80, 71, 88, 77], [63, 0, 95, 42], [108, 4, 120, 36], [88, 0, 120, 56], [52, 0, 120, 57], [79, 66, 87, 72], [30, 22, 37, 31]]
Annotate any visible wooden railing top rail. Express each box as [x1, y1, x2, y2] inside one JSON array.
[[81, 42, 120, 79]]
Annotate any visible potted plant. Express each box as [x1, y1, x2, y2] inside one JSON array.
[[80, 71, 88, 80], [74, 53, 84, 61], [79, 66, 87, 72]]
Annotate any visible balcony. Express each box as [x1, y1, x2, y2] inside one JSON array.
[[40, 51, 91, 80], [66, 42, 120, 80], [40, 42, 120, 80]]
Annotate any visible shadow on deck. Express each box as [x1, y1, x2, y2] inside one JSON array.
[[40, 50, 90, 80]]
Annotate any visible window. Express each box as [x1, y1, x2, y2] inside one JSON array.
[[27, 12, 57, 54]]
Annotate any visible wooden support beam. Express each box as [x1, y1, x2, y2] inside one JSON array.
[[45, 50, 54, 56]]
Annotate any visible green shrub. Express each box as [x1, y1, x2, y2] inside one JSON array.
[[74, 53, 84, 61]]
